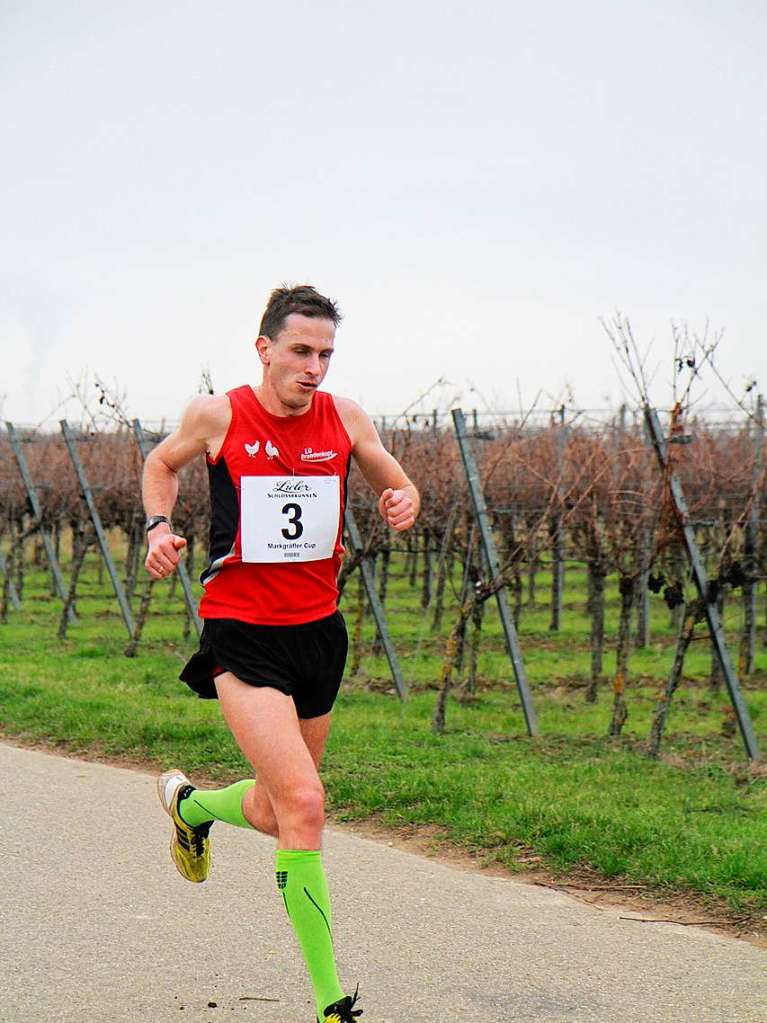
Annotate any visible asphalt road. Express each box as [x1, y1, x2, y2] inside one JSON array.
[[1, 742, 765, 1023]]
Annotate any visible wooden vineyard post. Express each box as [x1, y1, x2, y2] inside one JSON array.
[[0, 551, 21, 611], [634, 412, 650, 648], [635, 522, 652, 648], [6, 422, 75, 623], [644, 406, 760, 761], [740, 395, 763, 676], [549, 404, 566, 631], [344, 504, 407, 700], [60, 421, 136, 639], [58, 521, 93, 640], [131, 419, 203, 639], [431, 502, 459, 633], [124, 578, 157, 657], [648, 599, 704, 757], [452, 409, 539, 737]]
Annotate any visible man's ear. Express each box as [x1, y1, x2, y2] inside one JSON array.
[[255, 335, 271, 365]]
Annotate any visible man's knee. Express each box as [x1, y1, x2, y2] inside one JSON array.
[[275, 782, 325, 829]]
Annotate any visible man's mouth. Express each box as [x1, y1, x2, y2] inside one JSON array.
[[298, 381, 317, 390]]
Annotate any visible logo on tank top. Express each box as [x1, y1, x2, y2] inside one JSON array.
[[244, 441, 260, 457], [265, 439, 280, 459], [300, 446, 338, 463]]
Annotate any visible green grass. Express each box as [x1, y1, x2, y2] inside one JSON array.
[[2, 550, 767, 923]]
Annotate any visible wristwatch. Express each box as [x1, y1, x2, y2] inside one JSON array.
[[145, 515, 172, 534]]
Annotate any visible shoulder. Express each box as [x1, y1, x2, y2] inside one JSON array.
[[180, 393, 232, 440], [148, 394, 232, 469], [330, 394, 375, 444]]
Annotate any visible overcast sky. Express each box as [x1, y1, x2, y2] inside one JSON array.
[[2, 1, 765, 426]]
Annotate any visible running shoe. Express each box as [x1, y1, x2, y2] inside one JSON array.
[[319, 986, 363, 1022], [157, 769, 212, 883]]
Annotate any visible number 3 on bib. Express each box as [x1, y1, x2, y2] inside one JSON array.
[[281, 503, 303, 540], [240, 476, 341, 563]]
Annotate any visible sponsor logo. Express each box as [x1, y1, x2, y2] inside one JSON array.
[[272, 479, 311, 494], [300, 447, 338, 462], [265, 439, 280, 459], [244, 440, 260, 457]]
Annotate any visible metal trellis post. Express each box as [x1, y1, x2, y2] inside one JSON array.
[[344, 504, 408, 700], [6, 422, 75, 622], [452, 408, 539, 737], [131, 419, 202, 638], [60, 421, 136, 639], [644, 406, 759, 761]]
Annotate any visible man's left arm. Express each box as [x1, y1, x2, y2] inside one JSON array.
[[336, 398, 419, 532]]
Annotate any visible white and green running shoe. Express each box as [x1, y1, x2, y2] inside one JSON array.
[[157, 770, 212, 883]]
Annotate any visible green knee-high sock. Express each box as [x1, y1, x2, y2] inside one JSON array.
[[178, 779, 256, 829], [275, 849, 344, 1019]]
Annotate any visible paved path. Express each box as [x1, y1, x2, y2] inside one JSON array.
[[1, 742, 765, 1022]]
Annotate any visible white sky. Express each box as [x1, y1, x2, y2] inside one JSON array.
[[2, 0, 766, 426]]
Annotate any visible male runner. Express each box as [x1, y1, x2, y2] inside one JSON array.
[[142, 285, 419, 1023]]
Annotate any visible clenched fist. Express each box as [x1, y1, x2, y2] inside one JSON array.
[[145, 525, 188, 580], [378, 488, 416, 532]]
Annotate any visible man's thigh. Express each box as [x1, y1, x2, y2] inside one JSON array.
[[214, 672, 329, 799]]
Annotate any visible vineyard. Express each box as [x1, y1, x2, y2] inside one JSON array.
[[2, 396, 767, 765]]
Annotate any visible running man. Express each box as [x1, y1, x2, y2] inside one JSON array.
[[142, 285, 419, 1023]]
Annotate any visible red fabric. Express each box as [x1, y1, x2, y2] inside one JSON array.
[[198, 386, 352, 626]]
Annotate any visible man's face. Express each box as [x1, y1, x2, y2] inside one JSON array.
[[258, 313, 336, 411]]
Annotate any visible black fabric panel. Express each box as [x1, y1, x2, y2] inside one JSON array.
[[341, 451, 351, 513], [201, 456, 238, 583]]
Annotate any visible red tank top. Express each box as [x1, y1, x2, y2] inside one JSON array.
[[198, 386, 353, 625]]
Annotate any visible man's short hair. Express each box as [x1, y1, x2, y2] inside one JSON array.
[[258, 284, 342, 340]]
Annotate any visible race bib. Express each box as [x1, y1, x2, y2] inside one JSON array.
[[240, 475, 341, 564]]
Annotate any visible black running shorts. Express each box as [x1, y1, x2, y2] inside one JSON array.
[[179, 611, 348, 719]]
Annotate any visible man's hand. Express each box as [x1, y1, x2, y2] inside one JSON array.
[[378, 488, 416, 532], [145, 525, 188, 580]]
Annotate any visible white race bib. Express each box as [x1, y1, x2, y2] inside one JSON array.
[[240, 475, 341, 564]]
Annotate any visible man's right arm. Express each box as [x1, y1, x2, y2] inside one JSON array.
[[143, 394, 231, 580]]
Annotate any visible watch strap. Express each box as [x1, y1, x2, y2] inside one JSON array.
[[145, 515, 172, 534]]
